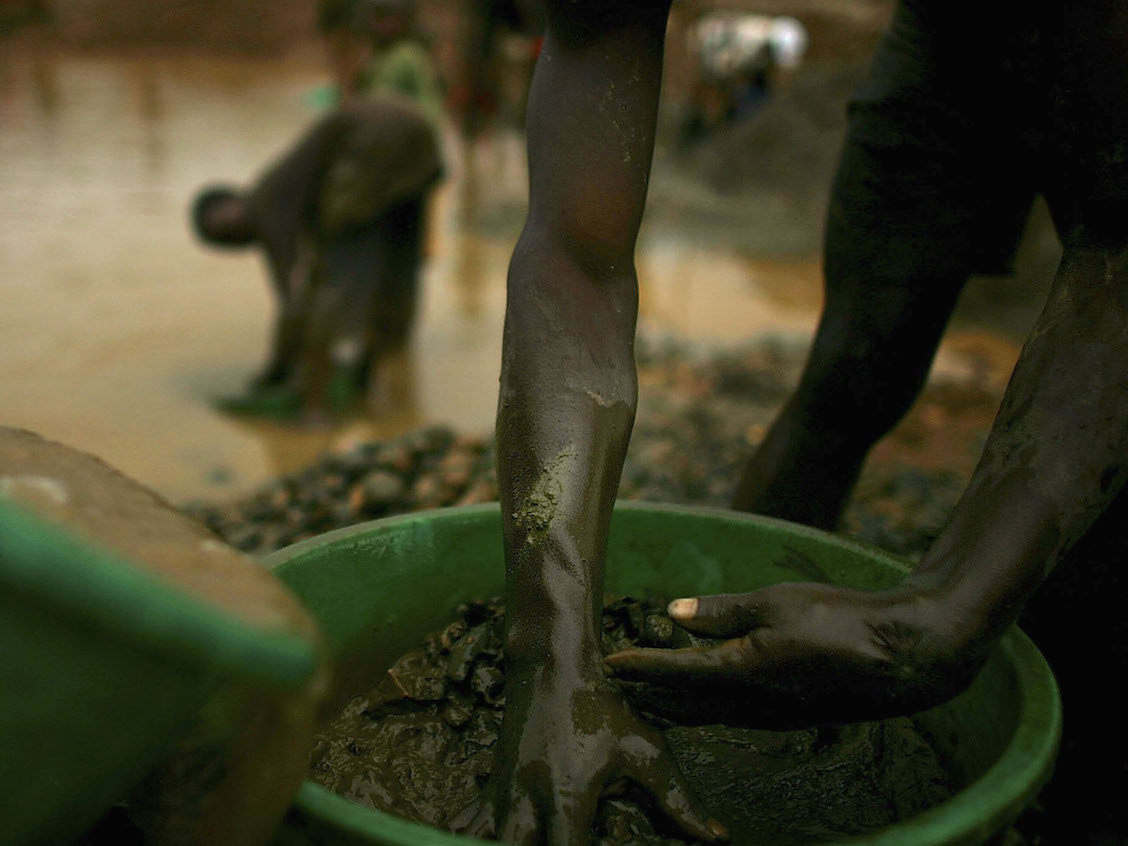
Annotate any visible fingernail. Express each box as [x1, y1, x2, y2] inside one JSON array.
[[707, 819, 730, 841], [668, 597, 698, 620]]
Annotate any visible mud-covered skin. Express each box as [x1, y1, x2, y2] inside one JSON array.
[[496, 0, 1127, 842], [609, 260, 1128, 728], [608, 585, 976, 730], [610, 194, 1128, 730]]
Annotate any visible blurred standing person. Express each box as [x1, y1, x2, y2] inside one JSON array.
[[191, 0, 445, 423], [457, 0, 545, 135], [680, 12, 807, 147], [350, 0, 445, 125]]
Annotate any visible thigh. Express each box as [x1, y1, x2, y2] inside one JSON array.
[[312, 227, 384, 343], [828, 3, 1037, 287]]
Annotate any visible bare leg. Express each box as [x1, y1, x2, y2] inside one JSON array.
[[253, 250, 313, 390], [730, 0, 1045, 529], [468, 4, 725, 843], [361, 198, 424, 411], [298, 229, 380, 422], [731, 136, 970, 528]]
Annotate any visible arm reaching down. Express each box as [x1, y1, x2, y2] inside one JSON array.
[[463, 2, 726, 842], [609, 244, 1128, 727]]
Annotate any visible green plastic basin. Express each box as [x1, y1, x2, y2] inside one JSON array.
[[0, 497, 321, 845], [268, 502, 1061, 846]]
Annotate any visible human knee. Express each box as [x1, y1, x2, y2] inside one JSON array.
[[792, 376, 910, 451], [794, 324, 935, 446]]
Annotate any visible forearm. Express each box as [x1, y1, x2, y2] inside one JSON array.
[[498, 243, 637, 675], [497, 2, 671, 676], [909, 244, 1128, 649]]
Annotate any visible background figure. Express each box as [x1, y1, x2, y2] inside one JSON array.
[[680, 12, 807, 148], [316, 0, 444, 122], [457, 0, 545, 135], [351, 0, 445, 122], [316, 0, 371, 100], [191, 95, 442, 422]]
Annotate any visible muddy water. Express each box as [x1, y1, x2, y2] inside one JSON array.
[[0, 39, 834, 504], [0, 38, 1042, 506]]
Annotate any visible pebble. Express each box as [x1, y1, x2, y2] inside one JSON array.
[[361, 470, 406, 507]]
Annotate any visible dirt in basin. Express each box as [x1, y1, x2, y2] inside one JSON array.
[[308, 596, 954, 845]]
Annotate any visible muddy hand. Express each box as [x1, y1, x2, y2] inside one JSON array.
[[606, 583, 985, 729], [453, 670, 728, 845]]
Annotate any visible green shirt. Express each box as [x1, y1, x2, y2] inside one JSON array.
[[358, 40, 445, 127]]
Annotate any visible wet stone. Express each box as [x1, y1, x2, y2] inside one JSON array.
[[457, 599, 495, 627], [445, 622, 489, 683], [469, 664, 504, 708], [439, 620, 469, 652], [456, 480, 495, 506], [441, 702, 473, 729], [376, 443, 414, 474], [387, 649, 447, 702], [360, 469, 406, 507], [597, 798, 662, 844], [410, 473, 444, 509], [462, 708, 501, 750], [641, 613, 675, 647]]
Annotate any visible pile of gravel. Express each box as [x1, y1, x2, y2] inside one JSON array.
[[186, 427, 496, 556], [186, 336, 986, 562]]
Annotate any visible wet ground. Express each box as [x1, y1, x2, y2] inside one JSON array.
[[0, 33, 1058, 507], [0, 36, 814, 505]]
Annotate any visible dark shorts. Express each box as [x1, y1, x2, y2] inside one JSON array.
[[830, 0, 1128, 277], [309, 197, 426, 351]]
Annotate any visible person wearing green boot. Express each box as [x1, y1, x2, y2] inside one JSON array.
[[191, 95, 441, 424]]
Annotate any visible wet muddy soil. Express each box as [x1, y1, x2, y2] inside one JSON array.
[[309, 596, 953, 845]]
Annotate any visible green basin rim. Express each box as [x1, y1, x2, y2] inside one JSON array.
[[0, 498, 317, 688], [268, 502, 1062, 846]]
